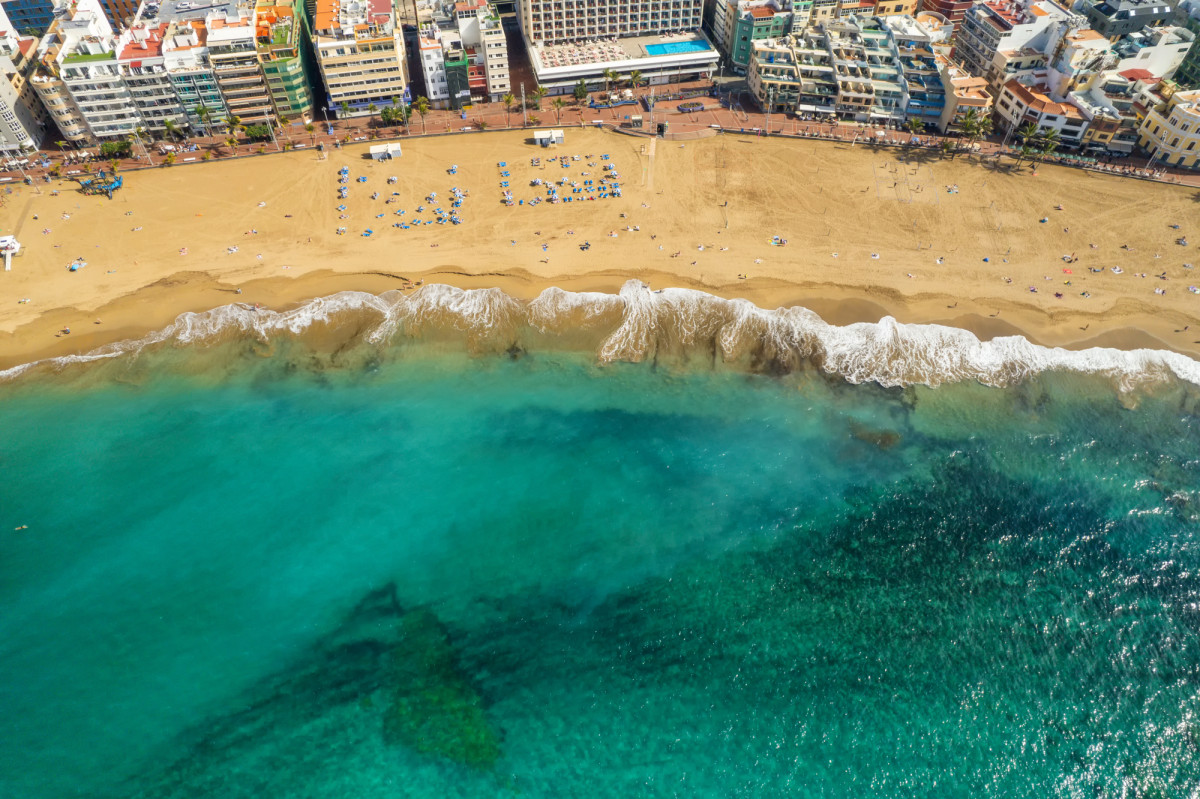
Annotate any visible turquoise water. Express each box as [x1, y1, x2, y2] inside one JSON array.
[[2, 332, 1200, 797], [645, 40, 713, 56]]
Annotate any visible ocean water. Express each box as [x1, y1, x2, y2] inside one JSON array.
[[2, 285, 1200, 798]]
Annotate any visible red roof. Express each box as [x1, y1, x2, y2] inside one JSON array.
[[1119, 68, 1156, 82], [749, 6, 774, 17]]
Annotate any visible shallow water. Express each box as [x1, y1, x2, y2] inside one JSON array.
[[2, 324, 1200, 797]]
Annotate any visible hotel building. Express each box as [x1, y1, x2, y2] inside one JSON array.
[[517, 0, 718, 94]]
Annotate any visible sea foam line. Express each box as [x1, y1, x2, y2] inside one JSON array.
[[2, 279, 1198, 391]]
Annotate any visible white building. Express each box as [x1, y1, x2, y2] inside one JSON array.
[[954, 0, 1081, 88], [310, 0, 409, 118], [0, 4, 44, 153], [116, 21, 189, 135], [518, 0, 718, 94], [454, 0, 508, 101], [1111, 24, 1195, 78]]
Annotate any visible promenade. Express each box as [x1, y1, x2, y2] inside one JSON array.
[[3, 80, 1197, 189]]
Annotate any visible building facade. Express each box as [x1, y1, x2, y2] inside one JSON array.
[[309, 0, 409, 118], [1, 0, 54, 36], [255, 0, 314, 122], [1137, 85, 1200, 166], [519, 0, 702, 45], [1082, 0, 1171, 41]]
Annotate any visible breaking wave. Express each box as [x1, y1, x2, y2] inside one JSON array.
[[4, 280, 1199, 391]]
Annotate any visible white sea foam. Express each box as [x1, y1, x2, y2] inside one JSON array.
[[3, 279, 1199, 391]]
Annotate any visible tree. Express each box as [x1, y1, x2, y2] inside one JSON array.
[[367, 103, 377, 128], [602, 68, 618, 93], [1013, 142, 1034, 170], [163, 117, 182, 142], [905, 117, 923, 141], [573, 79, 589, 105], [306, 122, 316, 144], [552, 97, 566, 124], [414, 95, 431, 134], [629, 70, 643, 91], [339, 101, 351, 120], [477, 120, 489, 131], [502, 92, 515, 127], [940, 139, 955, 159], [1017, 121, 1040, 146], [244, 123, 272, 142], [225, 135, 239, 151], [527, 114, 541, 126], [530, 86, 547, 111], [1035, 128, 1061, 167], [99, 140, 131, 158], [195, 104, 213, 139], [109, 157, 120, 173]]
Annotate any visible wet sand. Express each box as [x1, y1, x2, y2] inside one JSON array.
[[2, 128, 1198, 371]]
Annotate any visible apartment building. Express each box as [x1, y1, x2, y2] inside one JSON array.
[[446, 0, 509, 102], [1137, 85, 1200, 166], [116, 21, 190, 134], [748, 16, 924, 124], [994, 75, 1090, 145], [254, 0, 313, 122], [954, 0, 1079, 87], [917, 0, 973, 25], [828, 16, 905, 122], [417, 30, 447, 102], [747, 35, 798, 110], [98, 0, 138, 30], [1111, 24, 1194, 78], [0, 4, 43, 151], [309, 0, 408, 118], [208, 10, 274, 124], [1082, 0, 1171, 41], [886, 14, 948, 128], [2, 0, 54, 36], [936, 54, 993, 132], [161, 21, 228, 133]]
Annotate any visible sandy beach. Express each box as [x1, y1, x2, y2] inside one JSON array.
[[2, 127, 1198, 371]]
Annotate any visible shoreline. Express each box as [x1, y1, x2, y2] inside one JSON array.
[[2, 128, 1197, 373], [0, 265, 1186, 375]]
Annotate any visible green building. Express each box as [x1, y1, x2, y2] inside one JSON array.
[[1177, 16, 1200, 89], [731, 5, 795, 71], [255, 0, 315, 122]]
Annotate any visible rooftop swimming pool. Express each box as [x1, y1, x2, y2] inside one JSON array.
[[645, 39, 712, 56]]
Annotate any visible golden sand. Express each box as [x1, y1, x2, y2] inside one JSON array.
[[2, 128, 1198, 371]]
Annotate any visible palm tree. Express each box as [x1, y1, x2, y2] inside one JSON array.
[[162, 117, 182, 143], [630, 70, 644, 91], [477, 120, 489, 131], [552, 97, 566, 124], [225, 135, 239, 152], [367, 103, 377, 128], [502, 92, 515, 127], [339, 101, 351, 120], [1017, 121, 1040, 146], [414, 95, 431, 134], [940, 139, 955, 159], [305, 122, 316, 144], [905, 117, 923, 138], [1035, 128, 1061, 167], [1013, 142, 1034, 170], [530, 86, 547, 111], [195, 104, 213, 139], [602, 68, 618, 93]]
